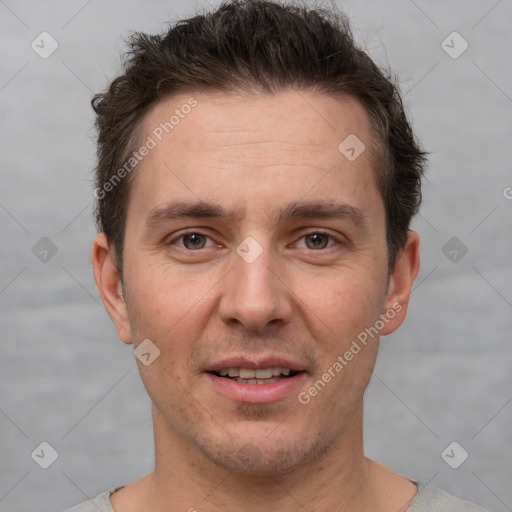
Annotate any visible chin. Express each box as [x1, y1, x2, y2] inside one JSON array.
[[197, 429, 333, 475]]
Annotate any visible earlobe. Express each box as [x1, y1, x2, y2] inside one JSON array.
[[91, 233, 133, 344], [380, 231, 420, 336]]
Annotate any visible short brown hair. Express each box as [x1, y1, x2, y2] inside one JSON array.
[[92, 0, 427, 277]]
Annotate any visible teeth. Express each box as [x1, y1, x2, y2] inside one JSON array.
[[239, 368, 256, 379], [217, 367, 293, 379], [233, 377, 281, 384], [255, 368, 273, 379]]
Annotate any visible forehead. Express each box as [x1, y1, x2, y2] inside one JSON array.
[[128, 89, 382, 225], [141, 89, 372, 161]]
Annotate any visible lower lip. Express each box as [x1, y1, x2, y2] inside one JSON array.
[[205, 372, 306, 403]]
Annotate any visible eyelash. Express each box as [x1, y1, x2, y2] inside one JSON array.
[[168, 230, 341, 251]]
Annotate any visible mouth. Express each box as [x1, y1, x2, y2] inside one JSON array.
[[209, 366, 300, 385], [204, 359, 307, 403]]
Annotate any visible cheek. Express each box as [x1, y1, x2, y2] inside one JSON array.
[[292, 266, 387, 347], [296, 273, 383, 412], [126, 258, 217, 337], [125, 268, 209, 404]]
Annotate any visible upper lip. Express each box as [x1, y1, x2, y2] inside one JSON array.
[[204, 355, 307, 373]]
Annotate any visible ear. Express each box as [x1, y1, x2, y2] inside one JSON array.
[[380, 231, 420, 336], [92, 233, 132, 344]]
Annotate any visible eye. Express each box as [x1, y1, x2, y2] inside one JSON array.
[[172, 232, 214, 250], [297, 232, 338, 250]]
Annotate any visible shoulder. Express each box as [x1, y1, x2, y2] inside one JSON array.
[[63, 490, 116, 512], [407, 482, 490, 512]]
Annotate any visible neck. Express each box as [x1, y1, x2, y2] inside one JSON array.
[[127, 404, 406, 512]]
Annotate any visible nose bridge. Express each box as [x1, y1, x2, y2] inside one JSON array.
[[236, 249, 277, 299], [219, 237, 291, 330]]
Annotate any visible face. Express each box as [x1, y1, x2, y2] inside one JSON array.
[[93, 89, 418, 474]]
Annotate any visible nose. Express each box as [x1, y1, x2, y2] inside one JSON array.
[[218, 241, 293, 331]]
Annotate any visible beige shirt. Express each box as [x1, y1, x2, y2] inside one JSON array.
[[64, 481, 490, 511]]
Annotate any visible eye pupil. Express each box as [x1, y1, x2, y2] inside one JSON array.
[[306, 233, 328, 249], [184, 233, 206, 249]]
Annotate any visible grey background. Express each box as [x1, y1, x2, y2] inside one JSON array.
[[1, 0, 511, 511]]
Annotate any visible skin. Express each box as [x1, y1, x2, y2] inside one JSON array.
[[92, 89, 420, 512]]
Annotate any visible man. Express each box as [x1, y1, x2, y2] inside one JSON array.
[[68, 1, 489, 510]]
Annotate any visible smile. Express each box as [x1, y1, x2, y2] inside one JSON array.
[[211, 366, 296, 384], [206, 367, 306, 403]]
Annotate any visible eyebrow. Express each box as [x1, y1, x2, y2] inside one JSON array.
[[144, 199, 366, 232], [144, 201, 243, 230], [275, 200, 365, 226]]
